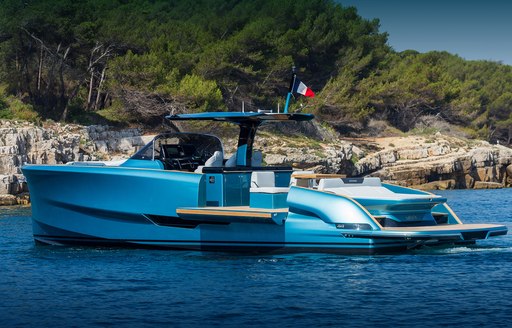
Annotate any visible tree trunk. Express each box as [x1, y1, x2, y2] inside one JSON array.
[[57, 47, 70, 118], [37, 46, 43, 91], [87, 69, 94, 110], [94, 65, 106, 110], [15, 52, 21, 92]]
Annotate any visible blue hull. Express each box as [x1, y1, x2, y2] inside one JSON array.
[[22, 164, 507, 255]]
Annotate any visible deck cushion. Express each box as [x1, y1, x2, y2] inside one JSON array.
[[205, 150, 224, 167], [250, 171, 289, 194], [324, 186, 444, 201]]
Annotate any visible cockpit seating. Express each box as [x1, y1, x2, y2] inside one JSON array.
[[250, 171, 289, 208], [317, 177, 442, 201], [250, 171, 289, 194], [194, 151, 224, 173], [225, 150, 263, 167]]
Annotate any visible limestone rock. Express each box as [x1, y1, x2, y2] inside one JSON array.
[[0, 194, 17, 206], [0, 120, 144, 197], [473, 181, 503, 189], [413, 179, 456, 190]]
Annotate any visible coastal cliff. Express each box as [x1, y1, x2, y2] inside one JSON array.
[[1, 120, 511, 205], [259, 134, 512, 190], [0, 121, 147, 205]]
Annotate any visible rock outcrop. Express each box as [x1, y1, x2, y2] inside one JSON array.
[[0, 120, 147, 204], [350, 136, 512, 190], [255, 134, 512, 189], [1, 120, 511, 205]]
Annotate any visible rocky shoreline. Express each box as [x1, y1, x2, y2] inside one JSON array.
[[1, 120, 511, 205], [257, 132, 512, 189]]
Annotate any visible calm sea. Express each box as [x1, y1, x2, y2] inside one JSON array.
[[1, 189, 511, 328]]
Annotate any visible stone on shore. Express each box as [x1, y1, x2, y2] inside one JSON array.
[[413, 180, 456, 191], [1, 119, 511, 206], [473, 181, 504, 189], [0, 194, 17, 206]]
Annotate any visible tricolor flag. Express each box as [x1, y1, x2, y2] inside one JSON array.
[[292, 79, 315, 98], [283, 68, 315, 113]]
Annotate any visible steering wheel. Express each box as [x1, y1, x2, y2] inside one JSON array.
[[160, 157, 179, 170], [200, 151, 213, 163]]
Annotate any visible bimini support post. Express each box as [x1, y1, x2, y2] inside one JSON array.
[[236, 121, 260, 166], [283, 66, 297, 114]]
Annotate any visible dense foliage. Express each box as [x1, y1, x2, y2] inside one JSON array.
[[321, 50, 512, 142], [0, 0, 511, 143]]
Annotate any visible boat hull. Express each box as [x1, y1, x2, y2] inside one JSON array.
[[23, 165, 508, 255]]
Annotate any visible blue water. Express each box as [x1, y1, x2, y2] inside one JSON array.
[[1, 189, 511, 328]]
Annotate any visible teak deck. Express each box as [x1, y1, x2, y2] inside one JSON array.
[[177, 206, 288, 218], [176, 207, 503, 232], [176, 206, 289, 225]]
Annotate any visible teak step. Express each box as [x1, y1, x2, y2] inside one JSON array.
[[176, 206, 288, 225]]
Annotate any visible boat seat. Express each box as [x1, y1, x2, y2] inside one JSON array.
[[250, 171, 289, 208], [225, 150, 264, 167], [194, 151, 224, 173], [318, 177, 443, 201], [205, 151, 224, 167], [317, 177, 382, 190], [250, 171, 289, 194], [225, 153, 236, 167]]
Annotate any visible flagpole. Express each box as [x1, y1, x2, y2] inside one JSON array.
[[283, 66, 296, 114]]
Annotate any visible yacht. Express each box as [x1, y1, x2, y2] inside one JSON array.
[[22, 111, 508, 254]]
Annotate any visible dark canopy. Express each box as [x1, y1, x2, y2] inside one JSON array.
[[166, 112, 314, 124]]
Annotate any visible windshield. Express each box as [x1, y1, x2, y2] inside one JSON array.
[[130, 132, 223, 161]]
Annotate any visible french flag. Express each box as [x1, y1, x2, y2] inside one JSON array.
[[293, 79, 315, 98]]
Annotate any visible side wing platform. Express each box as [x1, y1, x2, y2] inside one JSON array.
[[340, 223, 508, 242]]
